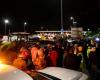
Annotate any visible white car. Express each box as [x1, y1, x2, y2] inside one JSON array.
[[38, 67, 88, 80], [0, 64, 88, 80], [0, 64, 33, 80]]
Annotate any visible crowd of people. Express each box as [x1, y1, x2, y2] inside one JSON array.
[[0, 39, 100, 80]]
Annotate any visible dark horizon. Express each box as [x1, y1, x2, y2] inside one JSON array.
[[0, 0, 100, 34]]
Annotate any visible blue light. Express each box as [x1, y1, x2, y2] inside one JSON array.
[[95, 37, 100, 42]]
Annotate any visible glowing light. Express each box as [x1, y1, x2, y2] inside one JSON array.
[[0, 61, 2, 64], [4, 19, 9, 24], [0, 60, 5, 64], [87, 28, 90, 31], [0, 64, 9, 72], [0, 58, 8, 64], [24, 22, 27, 25], [70, 16, 74, 20], [95, 37, 100, 41]]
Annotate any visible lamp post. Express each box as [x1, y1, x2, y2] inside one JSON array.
[[88, 28, 90, 31], [70, 16, 77, 27], [4, 19, 9, 35], [24, 22, 27, 32], [70, 16, 74, 23], [61, 0, 64, 34]]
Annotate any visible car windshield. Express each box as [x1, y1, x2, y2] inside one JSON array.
[[27, 70, 60, 80]]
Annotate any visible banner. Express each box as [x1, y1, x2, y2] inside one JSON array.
[[71, 27, 83, 39]]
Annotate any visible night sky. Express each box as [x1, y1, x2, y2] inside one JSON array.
[[0, 0, 100, 34]]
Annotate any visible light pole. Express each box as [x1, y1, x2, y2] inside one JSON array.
[[24, 22, 27, 32], [4, 19, 9, 35], [70, 16, 74, 23], [61, 0, 64, 34]]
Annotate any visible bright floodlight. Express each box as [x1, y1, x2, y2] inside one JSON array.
[[95, 37, 100, 42], [4, 19, 9, 24], [70, 16, 74, 20], [24, 22, 27, 25], [0, 61, 2, 64]]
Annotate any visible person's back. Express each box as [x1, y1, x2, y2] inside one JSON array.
[[48, 49, 58, 67], [96, 44, 100, 70], [64, 53, 79, 70], [31, 47, 38, 62], [31, 47, 46, 70], [63, 47, 80, 70]]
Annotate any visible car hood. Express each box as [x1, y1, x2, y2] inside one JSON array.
[[38, 67, 88, 80]]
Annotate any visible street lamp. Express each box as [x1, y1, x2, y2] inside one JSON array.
[[4, 19, 9, 35], [88, 28, 90, 31], [70, 16, 75, 24], [61, 0, 64, 34], [70, 16, 74, 20], [24, 22, 27, 32], [70, 16, 77, 27]]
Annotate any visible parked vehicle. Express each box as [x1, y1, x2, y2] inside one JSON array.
[[0, 64, 88, 80]]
